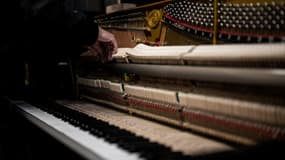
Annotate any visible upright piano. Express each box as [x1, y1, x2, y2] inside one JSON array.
[[9, 0, 285, 159]]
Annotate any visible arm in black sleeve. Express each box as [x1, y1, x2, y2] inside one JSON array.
[[21, 0, 99, 58], [71, 10, 99, 50]]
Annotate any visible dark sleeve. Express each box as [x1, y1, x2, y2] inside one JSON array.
[[21, 0, 99, 58], [71, 11, 99, 47]]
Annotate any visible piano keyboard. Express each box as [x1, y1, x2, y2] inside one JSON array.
[[13, 101, 142, 160], [12, 100, 236, 160], [56, 100, 234, 156]]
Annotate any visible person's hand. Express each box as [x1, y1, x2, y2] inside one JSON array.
[[86, 27, 118, 63]]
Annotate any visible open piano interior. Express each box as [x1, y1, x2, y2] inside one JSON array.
[[3, 0, 285, 160]]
